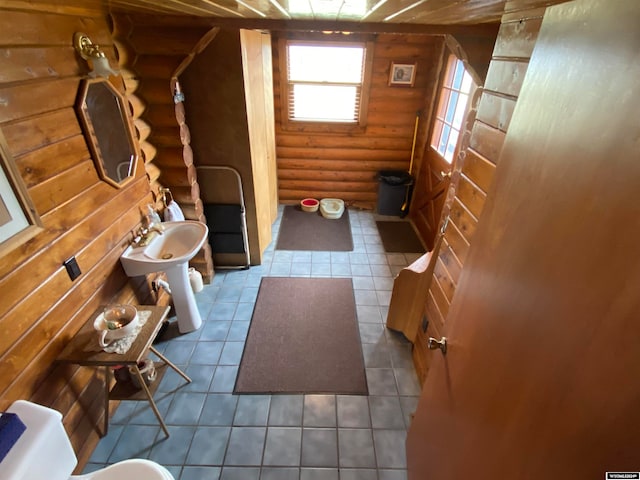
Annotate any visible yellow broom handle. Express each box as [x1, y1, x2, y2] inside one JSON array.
[[408, 112, 420, 175]]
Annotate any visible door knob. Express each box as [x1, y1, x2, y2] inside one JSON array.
[[428, 336, 447, 354]]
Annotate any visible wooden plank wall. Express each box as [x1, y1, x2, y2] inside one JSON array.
[[0, 5, 164, 468], [413, 8, 545, 383], [272, 33, 445, 210]]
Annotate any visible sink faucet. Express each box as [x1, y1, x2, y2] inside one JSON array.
[[132, 224, 164, 248], [148, 224, 165, 235], [131, 211, 165, 248]]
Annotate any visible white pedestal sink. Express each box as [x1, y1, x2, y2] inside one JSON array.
[[120, 221, 209, 333]]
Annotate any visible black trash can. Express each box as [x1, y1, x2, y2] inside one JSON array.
[[377, 170, 413, 216]]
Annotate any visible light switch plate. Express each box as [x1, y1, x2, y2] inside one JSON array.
[[63, 256, 81, 281]]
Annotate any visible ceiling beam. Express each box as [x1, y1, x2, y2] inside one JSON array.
[[119, 13, 501, 35], [206, 18, 501, 35]]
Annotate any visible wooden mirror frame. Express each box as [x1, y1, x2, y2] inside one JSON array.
[[0, 128, 43, 258], [76, 77, 139, 188]]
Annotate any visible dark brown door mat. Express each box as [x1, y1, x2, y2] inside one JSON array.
[[376, 221, 426, 253], [275, 205, 353, 251]]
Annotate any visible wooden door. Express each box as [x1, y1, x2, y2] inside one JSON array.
[[407, 0, 640, 478], [411, 153, 450, 250], [411, 53, 477, 250]]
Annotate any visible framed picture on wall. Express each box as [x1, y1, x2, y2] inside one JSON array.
[[389, 62, 416, 86], [0, 128, 43, 258]]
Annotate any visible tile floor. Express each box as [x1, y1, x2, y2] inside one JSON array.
[[84, 207, 423, 480]]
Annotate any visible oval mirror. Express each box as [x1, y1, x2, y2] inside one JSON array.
[[76, 78, 139, 188]]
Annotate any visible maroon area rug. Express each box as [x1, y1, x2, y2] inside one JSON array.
[[276, 205, 353, 251], [234, 277, 368, 394]]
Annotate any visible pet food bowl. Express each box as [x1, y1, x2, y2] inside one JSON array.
[[300, 198, 319, 212], [320, 198, 345, 219]]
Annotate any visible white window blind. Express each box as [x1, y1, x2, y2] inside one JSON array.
[[286, 43, 366, 123]]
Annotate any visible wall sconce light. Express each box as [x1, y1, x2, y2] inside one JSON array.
[[73, 32, 119, 78]]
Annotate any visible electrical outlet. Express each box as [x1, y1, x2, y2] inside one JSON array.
[[63, 256, 81, 281]]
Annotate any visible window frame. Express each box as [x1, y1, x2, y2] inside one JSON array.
[[277, 33, 375, 134], [430, 54, 476, 165]]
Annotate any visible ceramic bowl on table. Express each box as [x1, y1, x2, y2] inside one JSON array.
[[94, 304, 138, 348]]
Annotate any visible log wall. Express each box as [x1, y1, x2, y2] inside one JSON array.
[[111, 13, 217, 281], [413, 8, 545, 382], [0, 5, 164, 469], [273, 33, 445, 210]]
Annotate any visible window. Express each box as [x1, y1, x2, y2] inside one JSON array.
[[431, 55, 475, 163], [279, 35, 373, 132]]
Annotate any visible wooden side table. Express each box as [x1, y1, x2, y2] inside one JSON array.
[[57, 305, 191, 437]]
